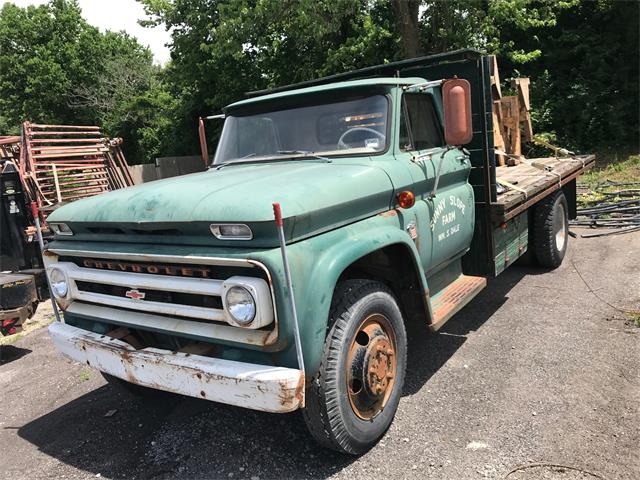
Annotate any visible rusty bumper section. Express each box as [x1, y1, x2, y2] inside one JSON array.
[[49, 322, 304, 412]]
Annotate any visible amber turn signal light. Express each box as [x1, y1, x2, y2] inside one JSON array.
[[397, 191, 415, 209]]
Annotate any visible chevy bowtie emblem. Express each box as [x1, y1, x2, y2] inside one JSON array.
[[125, 289, 146, 300]]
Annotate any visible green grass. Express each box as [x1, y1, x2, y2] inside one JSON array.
[[578, 154, 640, 205], [626, 312, 640, 328], [79, 369, 91, 382], [0, 332, 23, 345], [579, 154, 640, 187]]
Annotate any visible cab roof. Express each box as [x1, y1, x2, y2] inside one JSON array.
[[225, 77, 426, 111]]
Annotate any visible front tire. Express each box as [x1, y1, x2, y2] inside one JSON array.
[[303, 280, 407, 455], [533, 191, 569, 268]]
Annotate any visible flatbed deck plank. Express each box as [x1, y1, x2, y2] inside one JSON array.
[[492, 154, 595, 221]]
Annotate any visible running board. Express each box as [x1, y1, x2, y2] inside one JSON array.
[[428, 275, 487, 331]]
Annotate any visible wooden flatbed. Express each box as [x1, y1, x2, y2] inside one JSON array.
[[491, 154, 595, 222]]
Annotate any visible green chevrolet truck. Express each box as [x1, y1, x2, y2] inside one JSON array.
[[43, 50, 593, 454]]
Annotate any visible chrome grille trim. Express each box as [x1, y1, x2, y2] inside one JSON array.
[[66, 303, 272, 345], [46, 248, 255, 267], [53, 262, 225, 322], [45, 248, 279, 346]]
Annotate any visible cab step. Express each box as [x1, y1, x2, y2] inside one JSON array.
[[429, 275, 487, 331]]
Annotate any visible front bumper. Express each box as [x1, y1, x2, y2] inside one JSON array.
[[49, 322, 304, 413]]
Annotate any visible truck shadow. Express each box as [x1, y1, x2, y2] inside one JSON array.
[[0, 345, 32, 365], [17, 266, 532, 479], [403, 265, 531, 395]]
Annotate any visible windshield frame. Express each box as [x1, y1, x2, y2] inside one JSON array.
[[214, 89, 393, 165]]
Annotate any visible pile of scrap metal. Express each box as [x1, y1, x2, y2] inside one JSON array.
[[1, 122, 134, 337], [571, 181, 640, 237]]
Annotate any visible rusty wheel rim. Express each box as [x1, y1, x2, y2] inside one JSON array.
[[346, 313, 397, 420]]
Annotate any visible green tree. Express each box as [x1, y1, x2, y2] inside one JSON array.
[[140, 0, 403, 154], [517, 0, 639, 152], [0, 0, 167, 163]]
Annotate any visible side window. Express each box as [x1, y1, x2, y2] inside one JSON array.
[[399, 93, 444, 151]]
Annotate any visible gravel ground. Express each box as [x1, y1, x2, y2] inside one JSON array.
[[1, 228, 638, 480]]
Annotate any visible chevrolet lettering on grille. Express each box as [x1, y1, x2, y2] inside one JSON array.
[[82, 259, 212, 278]]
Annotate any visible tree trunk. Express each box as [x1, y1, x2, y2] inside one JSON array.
[[391, 0, 423, 58]]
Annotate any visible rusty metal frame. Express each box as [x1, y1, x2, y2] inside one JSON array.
[[7, 122, 135, 220]]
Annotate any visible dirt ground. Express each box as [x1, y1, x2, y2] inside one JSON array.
[[1, 228, 638, 480]]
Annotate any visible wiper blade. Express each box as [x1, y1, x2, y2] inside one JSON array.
[[213, 150, 332, 170], [277, 150, 332, 162], [213, 158, 265, 170]]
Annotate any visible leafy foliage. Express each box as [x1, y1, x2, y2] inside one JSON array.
[[0, 0, 164, 162], [0, 0, 637, 163]]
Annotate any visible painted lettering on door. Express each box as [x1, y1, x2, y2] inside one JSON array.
[[431, 195, 466, 242]]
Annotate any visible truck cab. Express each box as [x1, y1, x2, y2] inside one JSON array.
[[44, 50, 591, 454]]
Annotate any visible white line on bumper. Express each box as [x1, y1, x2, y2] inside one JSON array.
[[49, 322, 304, 413]]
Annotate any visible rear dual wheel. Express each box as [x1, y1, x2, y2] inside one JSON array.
[[303, 280, 407, 455], [533, 191, 569, 268]]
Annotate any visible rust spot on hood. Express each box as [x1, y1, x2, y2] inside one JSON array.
[[378, 209, 398, 217]]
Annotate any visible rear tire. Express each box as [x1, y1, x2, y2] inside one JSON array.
[[533, 191, 569, 268], [303, 280, 407, 455]]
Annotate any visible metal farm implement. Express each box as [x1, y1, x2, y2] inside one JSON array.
[[15, 122, 134, 217]]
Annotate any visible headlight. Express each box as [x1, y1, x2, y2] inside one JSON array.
[[49, 222, 74, 236], [49, 268, 68, 297], [221, 276, 274, 329], [225, 286, 256, 325]]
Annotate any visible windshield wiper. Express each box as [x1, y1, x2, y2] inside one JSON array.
[[276, 150, 332, 162], [213, 157, 266, 170], [213, 150, 332, 170]]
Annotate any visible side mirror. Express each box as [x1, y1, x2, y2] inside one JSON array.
[[442, 79, 473, 146]]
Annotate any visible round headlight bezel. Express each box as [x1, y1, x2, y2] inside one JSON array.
[[49, 267, 69, 298], [224, 285, 256, 326]]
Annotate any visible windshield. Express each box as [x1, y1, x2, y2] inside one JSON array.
[[214, 94, 388, 164]]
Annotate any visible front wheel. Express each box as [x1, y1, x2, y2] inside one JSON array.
[[303, 280, 407, 454]]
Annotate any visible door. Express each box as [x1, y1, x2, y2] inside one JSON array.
[[395, 89, 475, 274]]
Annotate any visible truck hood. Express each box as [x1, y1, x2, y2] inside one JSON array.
[[48, 160, 395, 246]]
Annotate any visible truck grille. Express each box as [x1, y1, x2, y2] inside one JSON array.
[[47, 250, 277, 346]]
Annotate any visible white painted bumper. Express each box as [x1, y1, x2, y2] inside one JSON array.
[[49, 322, 304, 413]]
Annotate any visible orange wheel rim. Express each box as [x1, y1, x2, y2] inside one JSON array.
[[346, 313, 397, 420]]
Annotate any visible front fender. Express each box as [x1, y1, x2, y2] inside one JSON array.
[[272, 211, 428, 375]]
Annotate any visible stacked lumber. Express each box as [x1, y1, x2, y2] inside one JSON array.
[[489, 56, 534, 167]]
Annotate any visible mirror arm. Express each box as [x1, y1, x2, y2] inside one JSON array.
[[430, 145, 455, 199], [404, 79, 445, 92]]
